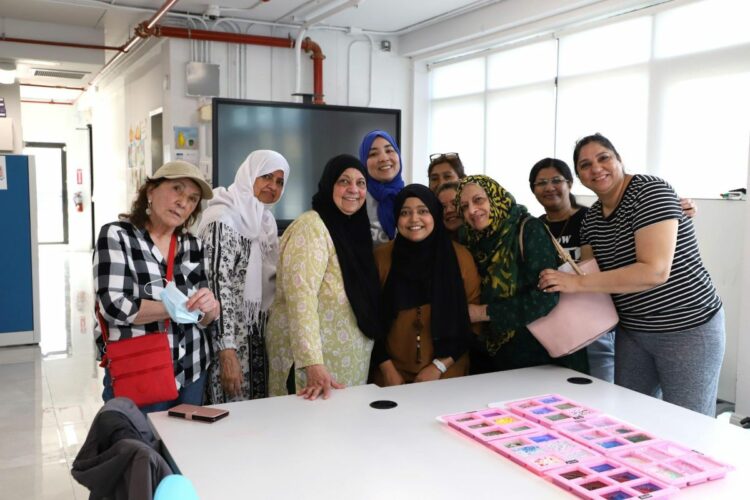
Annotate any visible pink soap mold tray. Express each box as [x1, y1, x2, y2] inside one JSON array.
[[486, 430, 601, 475], [545, 456, 679, 499], [608, 440, 733, 488], [552, 415, 658, 456], [442, 408, 546, 444], [505, 394, 599, 426]]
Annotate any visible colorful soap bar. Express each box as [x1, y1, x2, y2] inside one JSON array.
[[442, 408, 544, 444], [608, 440, 734, 488], [506, 394, 599, 426], [546, 456, 679, 499], [486, 430, 601, 475], [552, 415, 658, 456]]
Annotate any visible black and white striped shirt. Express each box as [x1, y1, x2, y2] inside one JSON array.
[[93, 221, 213, 388], [580, 175, 721, 332]]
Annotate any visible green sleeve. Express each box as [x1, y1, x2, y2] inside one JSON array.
[[486, 218, 559, 333]]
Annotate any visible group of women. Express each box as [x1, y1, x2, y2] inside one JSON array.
[[93, 131, 725, 417]]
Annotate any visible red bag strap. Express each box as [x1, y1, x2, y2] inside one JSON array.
[[99, 232, 178, 346], [165, 232, 177, 282]]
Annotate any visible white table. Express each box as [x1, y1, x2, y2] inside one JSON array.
[[149, 366, 750, 499]]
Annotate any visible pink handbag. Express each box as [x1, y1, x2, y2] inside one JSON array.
[[520, 219, 619, 358]]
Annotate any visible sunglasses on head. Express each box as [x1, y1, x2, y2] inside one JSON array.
[[429, 152, 460, 165]]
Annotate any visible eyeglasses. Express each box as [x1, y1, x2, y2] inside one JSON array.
[[532, 176, 568, 189], [429, 152, 460, 165]]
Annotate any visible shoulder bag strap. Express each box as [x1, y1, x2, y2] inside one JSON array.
[[162, 232, 178, 333], [99, 232, 178, 347], [540, 224, 584, 276], [518, 216, 530, 261], [519, 217, 585, 276]]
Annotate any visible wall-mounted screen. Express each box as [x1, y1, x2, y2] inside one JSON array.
[[212, 98, 401, 226]]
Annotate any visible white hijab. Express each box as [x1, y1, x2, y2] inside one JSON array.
[[199, 150, 290, 324]]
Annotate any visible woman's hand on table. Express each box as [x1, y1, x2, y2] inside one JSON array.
[[218, 349, 242, 397], [299, 364, 345, 400], [414, 364, 442, 383]]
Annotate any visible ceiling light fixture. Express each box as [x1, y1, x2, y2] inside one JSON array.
[[0, 61, 17, 85], [301, 0, 365, 26]]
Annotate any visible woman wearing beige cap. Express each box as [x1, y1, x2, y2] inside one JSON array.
[[93, 161, 220, 413]]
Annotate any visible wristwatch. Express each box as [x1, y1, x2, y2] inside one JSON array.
[[432, 358, 447, 374]]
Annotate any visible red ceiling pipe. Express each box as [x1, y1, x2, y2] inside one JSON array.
[[21, 83, 85, 91], [154, 26, 295, 48], [0, 36, 122, 51], [151, 25, 326, 104], [302, 37, 325, 104], [22, 100, 74, 105]]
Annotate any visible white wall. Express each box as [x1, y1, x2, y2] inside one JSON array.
[[735, 148, 750, 416], [692, 200, 744, 401], [90, 77, 127, 234], [21, 103, 92, 250]]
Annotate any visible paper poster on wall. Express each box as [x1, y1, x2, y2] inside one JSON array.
[[127, 119, 147, 200], [174, 126, 199, 165], [0, 156, 7, 190]]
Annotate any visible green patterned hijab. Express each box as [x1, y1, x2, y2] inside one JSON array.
[[456, 175, 529, 352]]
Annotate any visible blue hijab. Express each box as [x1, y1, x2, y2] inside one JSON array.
[[358, 130, 404, 239]]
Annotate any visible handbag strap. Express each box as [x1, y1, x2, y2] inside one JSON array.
[[98, 232, 178, 345], [518, 217, 585, 276]]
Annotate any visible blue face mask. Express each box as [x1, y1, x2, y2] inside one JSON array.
[[161, 281, 202, 324]]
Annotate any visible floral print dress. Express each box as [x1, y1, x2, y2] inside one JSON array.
[[266, 211, 374, 396], [201, 221, 268, 402]]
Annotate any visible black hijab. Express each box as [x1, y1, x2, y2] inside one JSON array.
[[312, 154, 383, 340], [382, 184, 471, 357]]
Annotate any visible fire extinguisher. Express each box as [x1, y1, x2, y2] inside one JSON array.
[[73, 191, 84, 212]]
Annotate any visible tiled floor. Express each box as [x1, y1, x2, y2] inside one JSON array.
[[0, 247, 102, 500]]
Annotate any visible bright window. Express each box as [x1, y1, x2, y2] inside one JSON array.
[[487, 40, 557, 90], [556, 69, 650, 191], [429, 96, 485, 177], [485, 84, 556, 209], [654, 0, 750, 58], [558, 17, 652, 77], [430, 57, 485, 99], [657, 71, 750, 197]]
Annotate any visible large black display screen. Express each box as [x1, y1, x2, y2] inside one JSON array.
[[212, 98, 401, 225]]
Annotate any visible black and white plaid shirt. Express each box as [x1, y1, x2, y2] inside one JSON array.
[[93, 220, 213, 388]]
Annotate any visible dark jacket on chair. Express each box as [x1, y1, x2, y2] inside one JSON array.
[[71, 398, 172, 500]]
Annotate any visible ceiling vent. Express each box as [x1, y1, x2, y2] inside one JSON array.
[[32, 68, 89, 80]]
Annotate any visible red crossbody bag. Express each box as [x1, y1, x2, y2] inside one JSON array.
[[98, 233, 179, 407]]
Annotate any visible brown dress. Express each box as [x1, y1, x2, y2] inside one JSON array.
[[373, 240, 482, 383]]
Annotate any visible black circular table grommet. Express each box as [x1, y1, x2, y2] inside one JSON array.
[[567, 376, 593, 385], [370, 400, 398, 410]]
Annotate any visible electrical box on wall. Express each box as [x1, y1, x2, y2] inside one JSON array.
[[0, 118, 14, 151], [186, 62, 220, 97]]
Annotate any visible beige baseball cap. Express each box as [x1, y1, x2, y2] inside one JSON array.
[[151, 161, 214, 200]]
